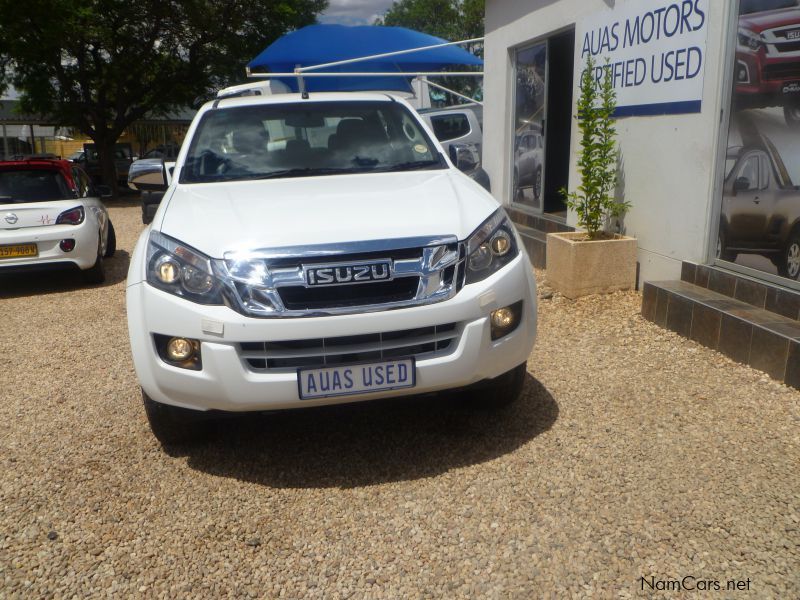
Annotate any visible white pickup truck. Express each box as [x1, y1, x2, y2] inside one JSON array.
[[126, 90, 537, 445]]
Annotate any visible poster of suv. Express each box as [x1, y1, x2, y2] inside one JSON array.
[[513, 42, 547, 209], [719, 0, 800, 281]]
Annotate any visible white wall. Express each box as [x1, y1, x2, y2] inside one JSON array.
[[484, 0, 734, 283]]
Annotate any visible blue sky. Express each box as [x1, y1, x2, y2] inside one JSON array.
[[320, 0, 395, 26]]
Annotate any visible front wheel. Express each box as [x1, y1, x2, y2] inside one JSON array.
[[463, 363, 527, 409], [784, 101, 800, 128], [781, 230, 800, 280], [142, 389, 212, 447]]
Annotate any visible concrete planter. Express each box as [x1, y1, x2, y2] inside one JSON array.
[[545, 232, 637, 299]]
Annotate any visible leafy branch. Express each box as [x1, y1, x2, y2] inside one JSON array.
[[561, 55, 629, 239]]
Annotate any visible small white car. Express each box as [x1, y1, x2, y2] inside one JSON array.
[[0, 159, 116, 283], [126, 91, 538, 445]]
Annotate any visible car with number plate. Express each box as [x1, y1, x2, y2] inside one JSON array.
[[0, 158, 116, 283], [735, 1, 800, 126], [126, 90, 538, 446]]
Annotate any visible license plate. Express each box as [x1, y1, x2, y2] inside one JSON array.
[[0, 243, 37, 259], [298, 358, 415, 400], [782, 81, 800, 95]]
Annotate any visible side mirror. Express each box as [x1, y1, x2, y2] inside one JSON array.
[[95, 185, 113, 199], [733, 177, 751, 192], [449, 143, 479, 173], [128, 158, 169, 192]]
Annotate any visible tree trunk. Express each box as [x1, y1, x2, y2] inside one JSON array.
[[93, 134, 119, 197]]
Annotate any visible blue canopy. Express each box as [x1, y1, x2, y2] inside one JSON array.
[[248, 24, 483, 93]]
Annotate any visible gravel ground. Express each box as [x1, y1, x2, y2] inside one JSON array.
[[1, 202, 798, 598]]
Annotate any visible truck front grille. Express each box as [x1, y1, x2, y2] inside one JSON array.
[[240, 322, 459, 371], [763, 62, 800, 81], [217, 236, 464, 317], [278, 277, 420, 310]]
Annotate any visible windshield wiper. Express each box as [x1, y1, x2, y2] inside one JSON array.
[[373, 160, 443, 173], [247, 167, 367, 180]]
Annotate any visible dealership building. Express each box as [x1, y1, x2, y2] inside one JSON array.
[[483, 0, 800, 387]]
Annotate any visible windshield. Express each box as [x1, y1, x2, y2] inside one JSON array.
[[0, 169, 72, 203], [180, 100, 444, 184]]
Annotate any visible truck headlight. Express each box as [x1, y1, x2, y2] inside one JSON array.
[[464, 208, 519, 285], [146, 231, 224, 304]]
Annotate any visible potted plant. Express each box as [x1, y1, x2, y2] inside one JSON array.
[[545, 55, 637, 299]]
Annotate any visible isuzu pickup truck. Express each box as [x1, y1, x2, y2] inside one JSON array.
[[126, 89, 538, 445]]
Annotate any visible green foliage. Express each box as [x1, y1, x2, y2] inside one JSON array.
[[375, 0, 484, 41], [375, 0, 484, 104], [0, 0, 326, 187], [561, 56, 629, 239]]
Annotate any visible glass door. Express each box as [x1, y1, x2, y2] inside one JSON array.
[[512, 42, 548, 212]]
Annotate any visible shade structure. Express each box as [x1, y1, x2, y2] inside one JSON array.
[[247, 24, 483, 93]]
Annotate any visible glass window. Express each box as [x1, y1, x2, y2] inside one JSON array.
[[181, 101, 443, 184], [715, 0, 800, 282], [0, 169, 71, 202], [430, 114, 471, 142], [512, 42, 547, 209]]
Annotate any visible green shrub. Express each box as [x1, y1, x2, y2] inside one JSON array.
[[561, 56, 629, 239]]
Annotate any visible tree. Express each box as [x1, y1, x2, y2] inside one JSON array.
[[375, 0, 484, 105], [0, 0, 327, 192], [561, 56, 628, 239], [376, 0, 484, 41]]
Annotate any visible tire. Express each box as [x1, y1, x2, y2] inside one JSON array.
[[83, 235, 105, 284], [463, 363, 527, 409], [781, 229, 800, 280], [104, 221, 116, 258], [142, 389, 212, 447], [716, 228, 737, 263], [534, 166, 542, 200], [513, 168, 523, 203], [784, 101, 800, 128], [142, 203, 157, 225]]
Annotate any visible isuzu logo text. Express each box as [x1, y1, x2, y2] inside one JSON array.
[[304, 260, 392, 286]]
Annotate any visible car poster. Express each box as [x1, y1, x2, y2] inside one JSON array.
[[513, 42, 547, 210], [719, 0, 800, 281]]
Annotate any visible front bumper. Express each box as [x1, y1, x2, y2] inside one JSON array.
[[0, 221, 99, 271], [127, 253, 537, 412]]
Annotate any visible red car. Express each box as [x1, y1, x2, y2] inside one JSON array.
[[735, 1, 800, 126]]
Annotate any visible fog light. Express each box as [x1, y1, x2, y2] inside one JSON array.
[[59, 239, 76, 252], [490, 301, 523, 341], [491, 307, 515, 329], [167, 337, 195, 361]]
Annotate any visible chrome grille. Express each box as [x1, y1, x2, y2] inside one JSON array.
[[216, 236, 464, 318], [240, 322, 459, 371]]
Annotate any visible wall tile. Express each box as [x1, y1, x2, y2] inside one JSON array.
[[718, 315, 752, 364], [749, 327, 789, 381]]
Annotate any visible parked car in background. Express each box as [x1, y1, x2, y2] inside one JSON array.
[[128, 145, 181, 224], [71, 142, 134, 186], [735, 1, 800, 126], [418, 105, 490, 191], [718, 137, 800, 279], [514, 126, 544, 202], [0, 158, 115, 283]]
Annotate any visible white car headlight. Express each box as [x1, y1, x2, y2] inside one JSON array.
[[464, 208, 519, 285], [146, 231, 224, 304]]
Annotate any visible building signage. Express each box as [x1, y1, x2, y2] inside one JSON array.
[[577, 0, 709, 116]]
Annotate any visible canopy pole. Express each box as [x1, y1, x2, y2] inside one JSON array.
[[295, 65, 308, 99], [295, 37, 484, 73], [418, 77, 483, 106], [248, 71, 483, 78]]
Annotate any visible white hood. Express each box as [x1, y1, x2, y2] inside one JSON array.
[[158, 170, 499, 258]]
